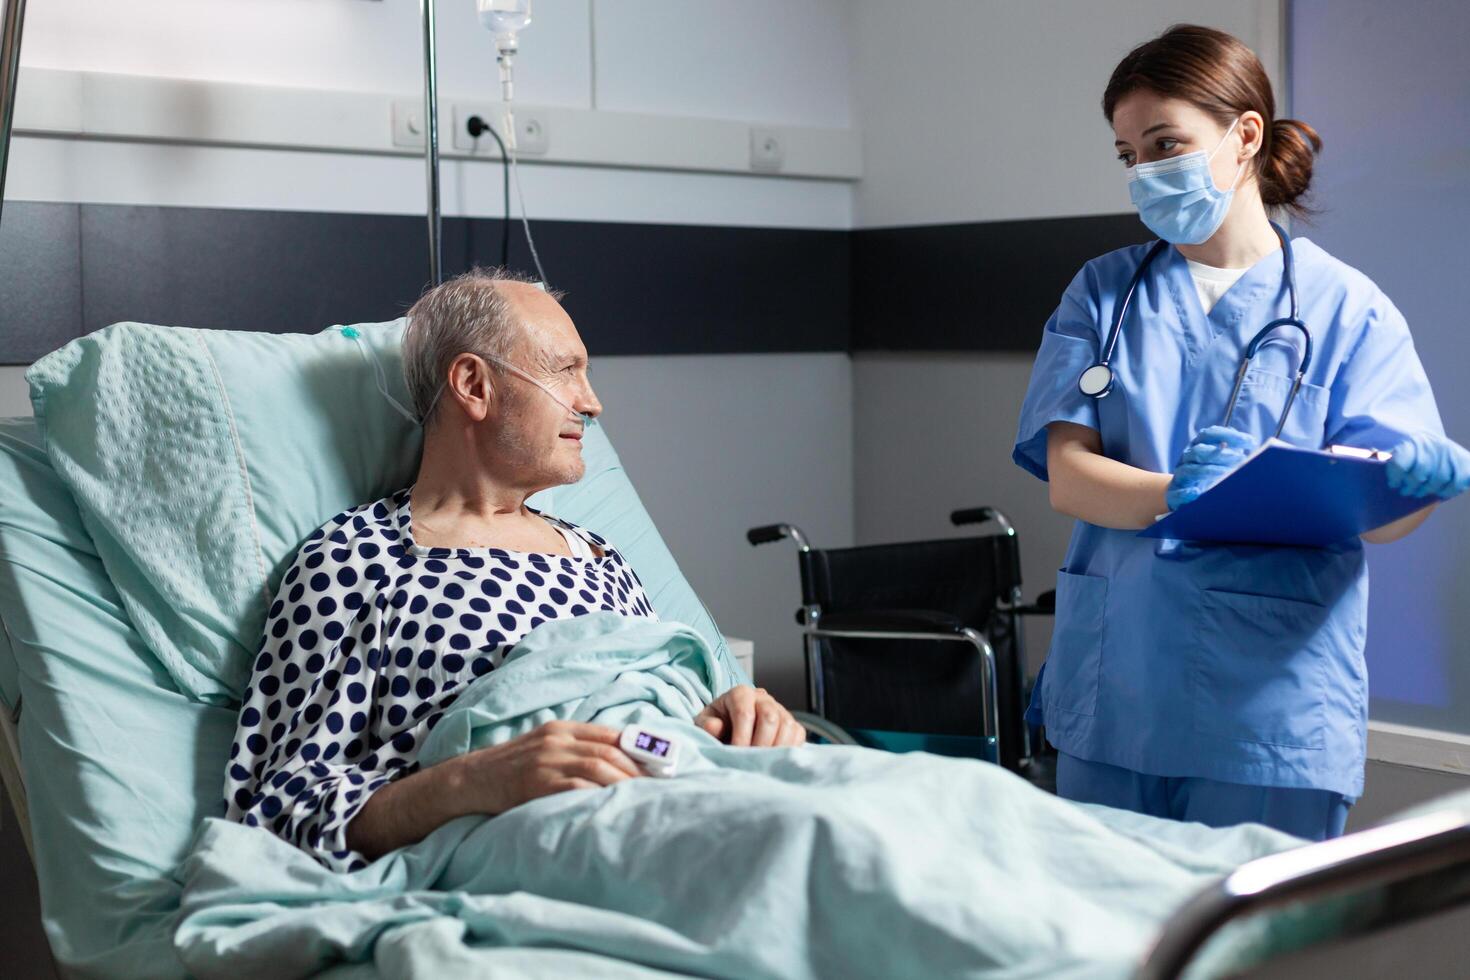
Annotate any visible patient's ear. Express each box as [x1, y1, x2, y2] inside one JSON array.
[[447, 353, 495, 423]]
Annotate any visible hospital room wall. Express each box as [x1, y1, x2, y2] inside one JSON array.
[[1, 0, 862, 710], [845, 0, 1284, 673], [845, 0, 1470, 809], [1289, 0, 1470, 738]]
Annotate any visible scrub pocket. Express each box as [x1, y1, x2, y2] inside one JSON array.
[[1230, 366, 1330, 447], [1044, 570, 1108, 718], [1192, 588, 1330, 749]]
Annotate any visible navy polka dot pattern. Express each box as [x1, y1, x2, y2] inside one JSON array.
[[223, 488, 657, 872]]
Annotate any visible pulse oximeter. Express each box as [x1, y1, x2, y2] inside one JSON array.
[[619, 724, 681, 778]]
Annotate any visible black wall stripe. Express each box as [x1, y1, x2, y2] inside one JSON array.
[[850, 213, 1151, 351], [0, 204, 851, 364], [0, 202, 84, 363], [0, 203, 1149, 363]]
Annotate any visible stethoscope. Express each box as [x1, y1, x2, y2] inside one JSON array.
[[1076, 221, 1313, 439]]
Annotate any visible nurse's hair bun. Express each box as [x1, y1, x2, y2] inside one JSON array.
[[1261, 118, 1322, 212], [1105, 24, 1323, 219]]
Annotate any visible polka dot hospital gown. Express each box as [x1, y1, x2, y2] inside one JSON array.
[[223, 487, 659, 871]]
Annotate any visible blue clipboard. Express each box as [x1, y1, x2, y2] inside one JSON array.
[[1140, 440, 1428, 547]]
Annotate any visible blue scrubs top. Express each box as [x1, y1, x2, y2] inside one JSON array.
[[1014, 238, 1443, 799]]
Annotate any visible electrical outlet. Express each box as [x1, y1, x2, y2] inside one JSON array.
[[391, 98, 426, 149], [452, 104, 508, 154], [450, 104, 548, 156], [512, 111, 550, 156], [750, 127, 784, 172]]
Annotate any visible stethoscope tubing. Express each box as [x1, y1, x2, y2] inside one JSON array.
[[1081, 221, 1311, 436]]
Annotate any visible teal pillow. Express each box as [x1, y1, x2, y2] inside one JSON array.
[[27, 320, 739, 704]]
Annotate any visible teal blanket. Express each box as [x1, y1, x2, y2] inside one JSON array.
[[174, 614, 1300, 979]]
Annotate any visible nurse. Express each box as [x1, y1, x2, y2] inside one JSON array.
[[1014, 25, 1470, 840]]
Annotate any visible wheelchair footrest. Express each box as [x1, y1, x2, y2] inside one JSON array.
[[845, 728, 998, 764]]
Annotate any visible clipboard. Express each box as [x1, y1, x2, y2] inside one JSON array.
[[1140, 440, 1429, 547]]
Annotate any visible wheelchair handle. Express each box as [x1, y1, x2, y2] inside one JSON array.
[[746, 525, 787, 545], [746, 523, 811, 552], [950, 507, 1014, 535]]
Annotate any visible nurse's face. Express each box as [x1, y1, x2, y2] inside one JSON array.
[[1111, 90, 1260, 194]]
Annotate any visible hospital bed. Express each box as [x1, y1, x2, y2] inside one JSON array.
[[0, 322, 1468, 979]]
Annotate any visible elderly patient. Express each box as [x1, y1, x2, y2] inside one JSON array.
[[225, 269, 803, 871]]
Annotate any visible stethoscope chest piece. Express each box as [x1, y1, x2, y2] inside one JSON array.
[[1078, 363, 1115, 398], [1076, 222, 1311, 437]]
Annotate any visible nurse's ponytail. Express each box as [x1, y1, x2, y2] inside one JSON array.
[[1261, 118, 1322, 213], [1104, 24, 1321, 219]]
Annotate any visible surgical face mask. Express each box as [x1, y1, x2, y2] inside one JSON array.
[[1128, 117, 1246, 245], [422, 354, 592, 428]]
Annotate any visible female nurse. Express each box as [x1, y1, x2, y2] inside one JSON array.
[[1013, 25, 1470, 840]]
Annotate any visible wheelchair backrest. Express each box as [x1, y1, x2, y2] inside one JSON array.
[[797, 533, 1022, 624]]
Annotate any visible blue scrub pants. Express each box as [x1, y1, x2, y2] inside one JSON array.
[[1056, 753, 1352, 841]]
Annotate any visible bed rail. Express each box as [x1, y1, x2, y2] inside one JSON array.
[[1137, 805, 1470, 979]]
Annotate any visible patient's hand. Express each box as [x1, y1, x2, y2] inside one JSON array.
[[347, 721, 641, 859], [465, 720, 643, 815], [695, 686, 806, 748]]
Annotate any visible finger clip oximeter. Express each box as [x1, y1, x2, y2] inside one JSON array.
[[620, 725, 681, 778]]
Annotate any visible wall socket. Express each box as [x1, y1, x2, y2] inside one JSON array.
[[513, 111, 550, 155], [750, 127, 784, 172], [452, 103, 549, 155], [391, 98, 426, 148]]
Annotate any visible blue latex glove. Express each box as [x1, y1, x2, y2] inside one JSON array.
[[1165, 425, 1259, 511], [1384, 432, 1470, 499]]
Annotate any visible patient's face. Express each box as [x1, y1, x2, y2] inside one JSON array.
[[487, 285, 602, 489]]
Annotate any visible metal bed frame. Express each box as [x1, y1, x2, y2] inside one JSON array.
[[1139, 804, 1470, 978], [2, 1, 1470, 976]]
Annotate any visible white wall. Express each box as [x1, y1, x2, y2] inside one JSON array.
[[20, 0, 596, 104], [592, 0, 854, 127], [592, 354, 854, 702], [850, 0, 1282, 228], [11, 0, 856, 226], [20, 0, 856, 128], [6, 136, 854, 226], [851, 353, 1061, 669]]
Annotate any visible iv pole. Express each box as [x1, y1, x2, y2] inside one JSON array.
[[420, 0, 443, 287], [0, 0, 26, 232]]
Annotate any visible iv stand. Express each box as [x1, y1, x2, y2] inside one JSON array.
[[420, 0, 443, 287]]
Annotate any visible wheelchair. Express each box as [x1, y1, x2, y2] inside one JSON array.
[[748, 508, 1054, 774]]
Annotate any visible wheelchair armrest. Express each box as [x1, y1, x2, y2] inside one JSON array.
[[809, 608, 966, 634], [1013, 589, 1055, 616], [791, 711, 859, 745]]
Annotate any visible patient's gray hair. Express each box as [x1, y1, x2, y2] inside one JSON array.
[[402, 267, 564, 425]]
